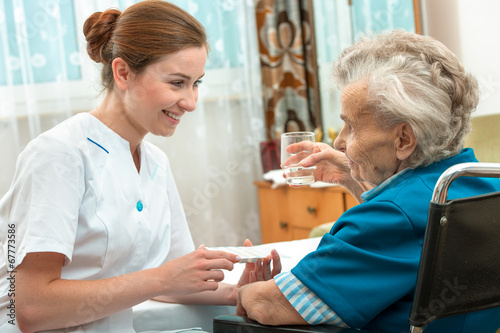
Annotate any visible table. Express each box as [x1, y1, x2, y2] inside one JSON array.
[[132, 237, 322, 332]]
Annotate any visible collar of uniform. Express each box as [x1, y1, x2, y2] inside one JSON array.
[[86, 112, 132, 154]]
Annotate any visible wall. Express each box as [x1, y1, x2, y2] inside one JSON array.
[[421, 0, 500, 117]]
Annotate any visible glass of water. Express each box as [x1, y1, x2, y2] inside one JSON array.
[[281, 132, 316, 186]]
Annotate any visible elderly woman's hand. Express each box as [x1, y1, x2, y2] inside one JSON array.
[[285, 141, 351, 185], [236, 239, 282, 287], [302, 142, 352, 184], [286, 141, 374, 202], [236, 280, 307, 325]]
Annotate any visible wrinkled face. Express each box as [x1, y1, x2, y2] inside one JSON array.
[[123, 46, 207, 138], [334, 80, 405, 186]]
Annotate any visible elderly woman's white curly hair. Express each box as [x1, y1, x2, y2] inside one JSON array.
[[332, 29, 479, 168]]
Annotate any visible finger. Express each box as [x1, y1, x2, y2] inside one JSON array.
[[198, 280, 219, 292], [254, 259, 263, 281], [286, 141, 314, 153], [244, 260, 256, 272], [242, 239, 256, 271], [204, 258, 235, 271], [283, 151, 309, 166], [249, 270, 256, 283], [236, 302, 247, 316], [204, 249, 241, 263], [271, 249, 282, 276], [300, 151, 323, 167], [262, 257, 272, 280], [205, 269, 225, 282]]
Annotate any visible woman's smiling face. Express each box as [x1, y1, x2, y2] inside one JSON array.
[[334, 80, 407, 186], [122, 46, 207, 139]]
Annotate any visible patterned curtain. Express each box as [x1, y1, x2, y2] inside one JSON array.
[[255, 0, 321, 142]]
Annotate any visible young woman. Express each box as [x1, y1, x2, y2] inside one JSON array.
[[0, 1, 280, 332]]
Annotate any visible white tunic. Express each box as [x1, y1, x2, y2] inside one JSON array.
[[0, 113, 195, 332]]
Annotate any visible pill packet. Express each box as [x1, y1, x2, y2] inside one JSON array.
[[205, 245, 289, 263]]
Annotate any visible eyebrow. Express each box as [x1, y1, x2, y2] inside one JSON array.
[[340, 114, 349, 122], [169, 72, 205, 80]]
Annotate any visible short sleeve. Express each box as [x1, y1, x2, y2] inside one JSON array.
[[0, 134, 84, 269], [291, 201, 422, 328]]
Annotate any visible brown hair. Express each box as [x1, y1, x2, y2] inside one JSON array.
[[83, 0, 208, 91]]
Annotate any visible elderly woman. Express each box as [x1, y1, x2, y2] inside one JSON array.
[[236, 30, 500, 332]]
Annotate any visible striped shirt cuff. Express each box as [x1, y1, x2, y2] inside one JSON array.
[[274, 271, 349, 327]]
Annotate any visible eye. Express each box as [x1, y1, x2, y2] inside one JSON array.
[[194, 79, 203, 87], [171, 81, 184, 88]]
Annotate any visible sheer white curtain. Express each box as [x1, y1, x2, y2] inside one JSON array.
[[0, 0, 95, 197], [0, 0, 266, 246], [313, 0, 417, 137], [313, 0, 353, 137], [148, 0, 266, 246]]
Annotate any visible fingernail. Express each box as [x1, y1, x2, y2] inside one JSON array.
[[272, 249, 278, 256], [235, 256, 241, 262], [258, 260, 263, 267]]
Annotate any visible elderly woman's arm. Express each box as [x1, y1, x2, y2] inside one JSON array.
[[236, 279, 307, 325], [299, 142, 374, 202]]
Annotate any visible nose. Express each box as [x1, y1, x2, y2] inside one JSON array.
[[178, 87, 198, 112], [333, 126, 346, 152]]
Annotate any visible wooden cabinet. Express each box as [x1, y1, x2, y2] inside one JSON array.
[[255, 181, 358, 243]]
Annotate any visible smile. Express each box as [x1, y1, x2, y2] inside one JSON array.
[[163, 110, 180, 120]]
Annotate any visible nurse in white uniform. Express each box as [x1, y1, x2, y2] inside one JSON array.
[[0, 1, 281, 332]]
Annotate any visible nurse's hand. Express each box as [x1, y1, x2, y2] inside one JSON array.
[[236, 239, 282, 287], [157, 246, 241, 295]]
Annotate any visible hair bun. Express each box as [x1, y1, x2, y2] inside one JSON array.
[[83, 9, 121, 63]]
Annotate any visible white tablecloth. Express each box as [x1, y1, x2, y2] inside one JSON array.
[[132, 237, 322, 332]]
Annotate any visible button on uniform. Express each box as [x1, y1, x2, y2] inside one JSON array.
[[136, 200, 143, 212]]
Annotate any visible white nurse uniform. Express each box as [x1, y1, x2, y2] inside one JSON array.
[[0, 113, 195, 332]]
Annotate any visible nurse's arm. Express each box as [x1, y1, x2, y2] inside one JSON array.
[[15, 249, 239, 332], [236, 279, 307, 325]]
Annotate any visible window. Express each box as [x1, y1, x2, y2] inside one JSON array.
[[0, 0, 80, 86], [0, 0, 256, 115]]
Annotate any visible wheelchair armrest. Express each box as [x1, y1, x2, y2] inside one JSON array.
[[213, 315, 380, 332]]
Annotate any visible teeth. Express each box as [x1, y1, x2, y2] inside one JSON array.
[[164, 110, 180, 120]]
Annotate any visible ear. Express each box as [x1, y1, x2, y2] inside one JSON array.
[[112, 57, 132, 91], [394, 123, 417, 161]]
